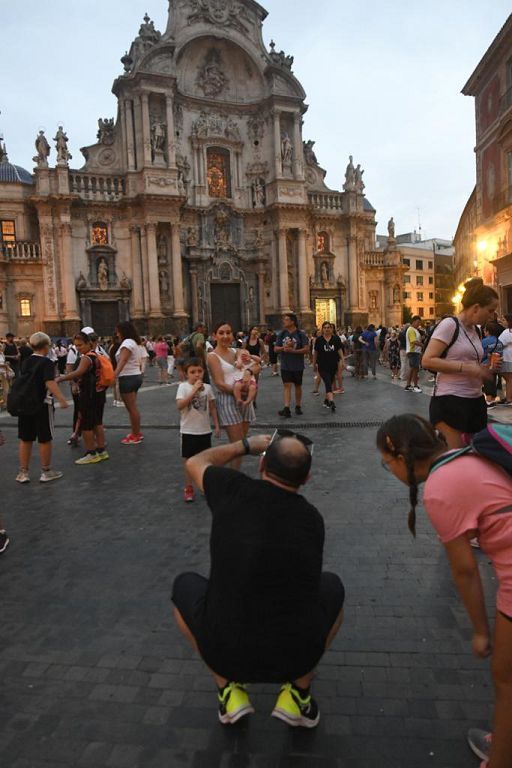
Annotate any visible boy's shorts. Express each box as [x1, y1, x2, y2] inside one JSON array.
[[181, 433, 212, 459]]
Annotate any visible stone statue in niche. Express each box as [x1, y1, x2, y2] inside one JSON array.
[[321, 262, 329, 283], [196, 49, 228, 97], [151, 120, 167, 160], [54, 126, 72, 165], [225, 118, 241, 142], [120, 273, 132, 290], [388, 217, 395, 239], [76, 272, 88, 290], [252, 178, 266, 208], [97, 258, 109, 291], [97, 118, 115, 145], [354, 164, 365, 194], [159, 269, 169, 295], [343, 155, 356, 192], [187, 228, 198, 247], [281, 133, 293, 166], [248, 286, 255, 306], [248, 114, 265, 142], [33, 130, 50, 167], [254, 229, 264, 249], [393, 285, 400, 304], [157, 235, 168, 265], [214, 210, 230, 245]]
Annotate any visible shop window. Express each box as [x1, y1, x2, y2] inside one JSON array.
[[1, 220, 16, 243], [92, 222, 108, 246], [19, 298, 32, 317], [317, 231, 330, 253], [207, 147, 231, 198]]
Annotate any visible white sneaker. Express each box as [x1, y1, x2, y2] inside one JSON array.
[[40, 469, 63, 483], [412, 386, 423, 393], [16, 469, 30, 484]]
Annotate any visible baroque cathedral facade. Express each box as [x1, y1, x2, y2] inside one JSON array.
[[0, 0, 405, 337]]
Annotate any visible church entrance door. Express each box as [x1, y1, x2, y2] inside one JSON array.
[[210, 283, 242, 334], [90, 301, 120, 337]]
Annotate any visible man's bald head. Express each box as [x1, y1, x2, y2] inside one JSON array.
[[262, 436, 312, 489]]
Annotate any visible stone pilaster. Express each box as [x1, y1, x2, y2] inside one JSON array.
[[278, 228, 290, 312], [145, 223, 163, 317], [171, 224, 187, 318]]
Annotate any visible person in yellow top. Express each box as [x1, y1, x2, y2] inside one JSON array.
[[405, 316, 424, 393]]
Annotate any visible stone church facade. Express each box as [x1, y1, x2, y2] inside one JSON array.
[[0, 0, 405, 338]]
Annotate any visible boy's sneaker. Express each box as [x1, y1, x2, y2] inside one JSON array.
[[467, 729, 492, 762], [96, 450, 109, 462], [16, 469, 30, 484], [412, 386, 423, 393], [39, 469, 63, 483], [0, 531, 10, 554], [75, 452, 101, 465], [272, 683, 320, 728], [184, 485, 195, 503], [330, 401, 336, 413], [218, 683, 254, 725], [295, 406, 303, 416], [278, 407, 291, 418]]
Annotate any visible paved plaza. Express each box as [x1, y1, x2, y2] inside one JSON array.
[[0, 366, 499, 768]]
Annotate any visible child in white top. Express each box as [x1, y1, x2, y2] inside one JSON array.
[[232, 349, 258, 407]]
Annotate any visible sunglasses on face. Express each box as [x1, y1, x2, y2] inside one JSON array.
[[267, 429, 314, 456]]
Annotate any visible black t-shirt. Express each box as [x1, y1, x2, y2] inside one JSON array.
[[200, 466, 325, 682], [314, 335, 342, 370], [23, 354, 55, 402], [4, 342, 19, 362]]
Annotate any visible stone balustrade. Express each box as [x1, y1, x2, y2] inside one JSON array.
[[0, 241, 41, 261], [69, 172, 126, 201], [308, 191, 344, 212], [362, 251, 385, 267]]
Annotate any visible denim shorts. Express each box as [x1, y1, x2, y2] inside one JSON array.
[[119, 375, 143, 395]]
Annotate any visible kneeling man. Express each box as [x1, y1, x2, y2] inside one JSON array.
[[172, 431, 345, 727]]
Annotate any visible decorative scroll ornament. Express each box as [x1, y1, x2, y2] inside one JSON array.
[[188, 0, 248, 33], [192, 112, 241, 142], [196, 49, 228, 97]]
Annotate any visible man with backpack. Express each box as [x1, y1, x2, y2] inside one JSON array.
[[178, 324, 210, 384], [8, 332, 69, 484]]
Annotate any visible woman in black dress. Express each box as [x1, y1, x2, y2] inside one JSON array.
[[243, 326, 264, 404]]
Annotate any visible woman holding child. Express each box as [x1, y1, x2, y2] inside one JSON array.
[[208, 322, 261, 469]]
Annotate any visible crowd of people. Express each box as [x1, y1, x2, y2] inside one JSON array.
[[1, 277, 512, 768]]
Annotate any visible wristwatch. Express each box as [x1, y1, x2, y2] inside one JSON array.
[[242, 437, 251, 455]]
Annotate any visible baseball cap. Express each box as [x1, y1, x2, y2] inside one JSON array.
[[81, 326, 95, 335]]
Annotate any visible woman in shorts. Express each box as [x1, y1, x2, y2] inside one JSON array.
[[422, 278, 500, 448], [114, 322, 144, 445], [56, 332, 108, 465], [208, 322, 260, 470], [154, 335, 170, 385], [377, 414, 512, 768]]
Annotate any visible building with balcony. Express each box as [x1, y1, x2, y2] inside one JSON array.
[[455, 13, 512, 314], [0, 0, 405, 337]]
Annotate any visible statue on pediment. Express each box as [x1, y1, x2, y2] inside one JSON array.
[[97, 118, 115, 146], [303, 140, 318, 166], [388, 217, 395, 239], [54, 126, 72, 166], [355, 164, 365, 194], [343, 155, 356, 192], [197, 49, 228, 97], [33, 130, 50, 167]]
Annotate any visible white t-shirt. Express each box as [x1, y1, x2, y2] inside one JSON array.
[[176, 382, 215, 435], [66, 345, 78, 366], [498, 328, 512, 363], [116, 339, 142, 376]]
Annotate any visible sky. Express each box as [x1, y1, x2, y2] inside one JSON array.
[[0, 0, 510, 240]]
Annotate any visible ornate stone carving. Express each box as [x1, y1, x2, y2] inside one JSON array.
[[175, 104, 184, 131], [146, 53, 173, 74], [54, 126, 72, 166], [251, 178, 266, 208], [196, 49, 228, 97], [355, 164, 365, 194], [97, 258, 109, 291], [97, 118, 115, 145], [388, 217, 395, 239], [248, 114, 265, 142], [187, 227, 198, 247], [191, 112, 241, 143], [146, 176, 175, 189], [269, 40, 294, 70], [120, 273, 132, 290], [281, 132, 293, 167], [303, 140, 318, 166], [158, 235, 169, 266], [33, 131, 50, 168], [159, 269, 170, 296], [76, 271, 88, 290], [187, 0, 249, 34], [343, 155, 356, 192]]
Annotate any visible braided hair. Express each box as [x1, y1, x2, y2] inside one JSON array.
[[377, 414, 447, 537]]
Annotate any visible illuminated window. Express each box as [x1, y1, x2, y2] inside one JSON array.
[[1, 220, 16, 243], [92, 222, 108, 246], [317, 232, 329, 253], [207, 148, 231, 198], [20, 298, 31, 317]]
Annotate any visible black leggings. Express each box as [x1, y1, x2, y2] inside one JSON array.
[[319, 368, 337, 395]]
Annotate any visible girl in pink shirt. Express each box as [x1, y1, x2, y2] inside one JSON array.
[[377, 414, 512, 768]]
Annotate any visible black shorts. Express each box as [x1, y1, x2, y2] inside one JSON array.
[[430, 394, 487, 434], [18, 404, 54, 443], [171, 571, 345, 683], [181, 433, 212, 459], [78, 390, 106, 431], [119, 375, 143, 395], [269, 351, 278, 365], [281, 370, 304, 385]]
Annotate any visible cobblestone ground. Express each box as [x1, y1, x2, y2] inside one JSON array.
[[0, 364, 496, 768]]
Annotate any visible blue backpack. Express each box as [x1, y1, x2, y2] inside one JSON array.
[[430, 424, 512, 477]]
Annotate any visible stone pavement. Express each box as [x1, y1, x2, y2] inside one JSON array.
[[0, 365, 496, 768]]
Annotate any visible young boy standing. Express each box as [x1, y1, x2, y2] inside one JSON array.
[[177, 358, 220, 503]]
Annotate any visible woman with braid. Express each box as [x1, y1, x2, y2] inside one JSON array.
[[377, 414, 512, 768]]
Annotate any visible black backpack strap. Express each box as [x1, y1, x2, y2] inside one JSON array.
[[440, 317, 460, 359]]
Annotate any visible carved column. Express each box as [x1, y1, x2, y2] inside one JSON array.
[[145, 224, 162, 317], [171, 224, 187, 317], [130, 226, 144, 317], [59, 222, 80, 321], [165, 95, 176, 168], [273, 109, 282, 178], [347, 235, 358, 309], [293, 112, 304, 180], [190, 268, 199, 325], [297, 229, 310, 312], [124, 100, 136, 171], [141, 92, 153, 167], [278, 228, 290, 312], [258, 270, 266, 325]]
